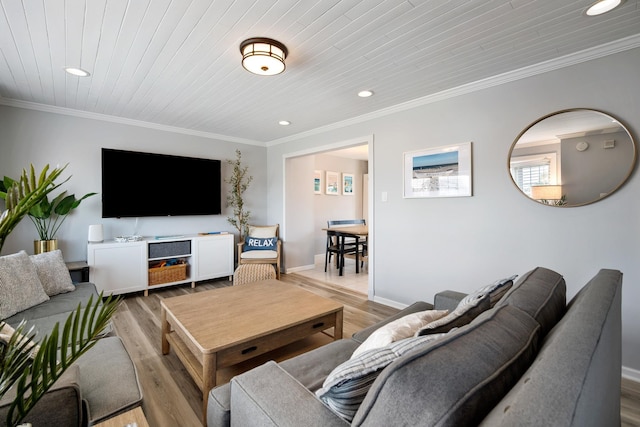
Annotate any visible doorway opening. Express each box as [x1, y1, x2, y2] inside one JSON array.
[[283, 136, 373, 298]]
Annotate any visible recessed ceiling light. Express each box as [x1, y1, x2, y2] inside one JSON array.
[[358, 90, 374, 98], [64, 67, 90, 77], [585, 0, 623, 16], [279, 120, 291, 126]]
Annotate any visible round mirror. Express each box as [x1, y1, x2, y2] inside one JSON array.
[[508, 109, 637, 207]]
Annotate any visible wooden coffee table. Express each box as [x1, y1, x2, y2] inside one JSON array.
[[160, 280, 343, 420]]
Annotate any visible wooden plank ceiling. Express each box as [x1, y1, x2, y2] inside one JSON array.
[[0, 0, 638, 143]]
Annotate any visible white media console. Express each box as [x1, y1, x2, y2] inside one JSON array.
[[87, 233, 234, 296]]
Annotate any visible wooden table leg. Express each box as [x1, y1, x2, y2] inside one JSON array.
[[334, 309, 343, 340], [202, 352, 217, 423], [161, 307, 170, 355]]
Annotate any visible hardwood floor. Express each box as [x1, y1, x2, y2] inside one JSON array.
[[110, 273, 640, 427]]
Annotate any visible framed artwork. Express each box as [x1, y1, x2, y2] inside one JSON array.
[[326, 171, 339, 195], [342, 173, 354, 195], [314, 170, 322, 194], [403, 142, 472, 198]]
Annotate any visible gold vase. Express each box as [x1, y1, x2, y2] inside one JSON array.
[[34, 239, 58, 254]]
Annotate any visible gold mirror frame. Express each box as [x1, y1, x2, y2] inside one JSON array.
[[508, 108, 637, 207]]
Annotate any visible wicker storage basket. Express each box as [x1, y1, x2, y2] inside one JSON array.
[[148, 263, 187, 286]]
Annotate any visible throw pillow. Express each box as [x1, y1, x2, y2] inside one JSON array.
[[248, 225, 278, 238], [351, 310, 449, 358], [316, 333, 445, 421], [30, 250, 76, 296], [243, 236, 278, 251], [0, 322, 40, 356], [416, 275, 518, 336], [0, 251, 49, 319], [416, 293, 490, 336], [458, 275, 518, 308]]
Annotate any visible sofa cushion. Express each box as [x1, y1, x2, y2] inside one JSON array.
[[30, 250, 75, 296], [352, 304, 541, 427], [0, 364, 85, 427], [480, 269, 623, 427], [2, 283, 112, 339], [316, 333, 446, 421], [496, 267, 566, 337], [416, 292, 490, 335], [351, 310, 449, 358], [0, 251, 49, 319], [74, 336, 142, 424]]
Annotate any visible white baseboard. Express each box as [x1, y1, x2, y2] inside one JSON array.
[[622, 366, 640, 383], [372, 295, 407, 310], [285, 264, 315, 273]]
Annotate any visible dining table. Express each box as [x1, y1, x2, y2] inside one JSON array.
[[322, 225, 368, 276]]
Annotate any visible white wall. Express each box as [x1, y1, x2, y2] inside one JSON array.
[[267, 48, 640, 374], [0, 106, 268, 262]]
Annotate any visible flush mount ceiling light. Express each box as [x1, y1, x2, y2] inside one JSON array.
[[64, 67, 90, 77], [240, 38, 288, 76], [585, 0, 623, 16]]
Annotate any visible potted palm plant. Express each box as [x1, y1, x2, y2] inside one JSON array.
[[0, 165, 67, 253], [28, 191, 96, 254], [0, 164, 120, 427]]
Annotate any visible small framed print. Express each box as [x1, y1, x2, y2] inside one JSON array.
[[403, 142, 472, 198], [314, 170, 322, 194], [326, 171, 339, 195], [342, 173, 354, 195]]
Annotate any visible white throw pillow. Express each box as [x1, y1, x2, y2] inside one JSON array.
[[29, 250, 75, 296], [351, 310, 448, 358], [0, 322, 40, 356], [248, 225, 278, 238], [0, 251, 49, 319]]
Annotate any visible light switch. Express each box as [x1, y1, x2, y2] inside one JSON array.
[[381, 191, 388, 202]]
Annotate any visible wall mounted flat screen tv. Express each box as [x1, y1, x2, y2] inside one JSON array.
[[101, 148, 222, 218]]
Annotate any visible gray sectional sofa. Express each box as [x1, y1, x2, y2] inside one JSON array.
[[207, 267, 622, 427], [1, 268, 142, 426]]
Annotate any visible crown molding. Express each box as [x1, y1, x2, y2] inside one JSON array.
[[0, 98, 265, 147], [266, 33, 640, 147], [1, 33, 638, 149]]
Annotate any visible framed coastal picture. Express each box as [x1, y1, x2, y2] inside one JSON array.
[[403, 142, 472, 198], [326, 171, 339, 195], [342, 173, 354, 195], [314, 170, 322, 194]]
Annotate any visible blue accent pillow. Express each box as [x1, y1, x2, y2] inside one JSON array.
[[244, 236, 277, 251]]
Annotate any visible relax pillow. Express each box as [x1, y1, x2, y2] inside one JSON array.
[[30, 250, 75, 296], [0, 251, 49, 319], [243, 236, 278, 251], [316, 333, 446, 422], [351, 310, 448, 358]]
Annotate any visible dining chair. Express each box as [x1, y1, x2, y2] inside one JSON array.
[[324, 219, 366, 272]]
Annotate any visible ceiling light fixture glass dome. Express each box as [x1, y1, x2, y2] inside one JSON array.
[[240, 38, 288, 76]]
